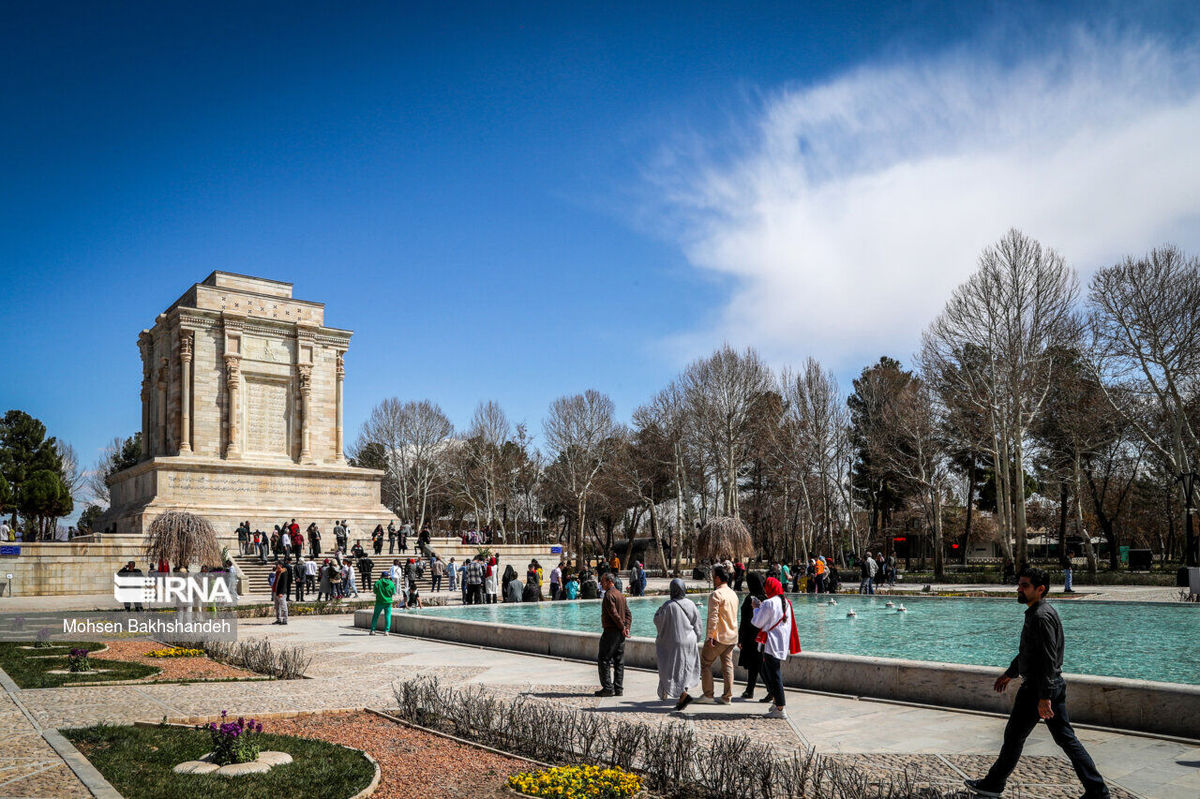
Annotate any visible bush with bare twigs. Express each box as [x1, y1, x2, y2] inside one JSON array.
[[393, 676, 948, 799]]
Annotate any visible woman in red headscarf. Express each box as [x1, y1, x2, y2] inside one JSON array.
[[751, 576, 801, 719]]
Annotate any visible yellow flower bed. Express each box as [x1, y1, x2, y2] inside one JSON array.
[[146, 647, 205, 658], [508, 765, 642, 799]]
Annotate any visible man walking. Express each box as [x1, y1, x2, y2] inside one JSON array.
[[677, 565, 739, 708], [271, 562, 291, 625], [387, 520, 397, 554], [595, 571, 631, 697], [964, 568, 1110, 799]]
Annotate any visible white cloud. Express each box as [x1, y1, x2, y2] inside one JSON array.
[[651, 31, 1200, 372]]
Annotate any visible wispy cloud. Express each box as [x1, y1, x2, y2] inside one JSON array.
[[649, 30, 1200, 372]]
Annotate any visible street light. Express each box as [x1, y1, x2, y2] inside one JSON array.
[[1179, 470, 1199, 568]]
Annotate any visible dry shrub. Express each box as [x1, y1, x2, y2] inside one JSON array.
[[203, 638, 312, 680]]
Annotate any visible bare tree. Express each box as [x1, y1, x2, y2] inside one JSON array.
[[88, 437, 123, 506], [872, 378, 950, 579], [467, 400, 513, 540], [544, 389, 619, 564], [356, 398, 453, 531], [923, 229, 1079, 568], [1089, 245, 1200, 566], [634, 381, 695, 573], [682, 345, 773, 518], [779, 358, 849, 563]]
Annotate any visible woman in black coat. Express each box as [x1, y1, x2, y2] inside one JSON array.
[[738, 571, 768, 700]]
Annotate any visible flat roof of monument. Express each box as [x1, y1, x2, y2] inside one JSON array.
[[202, 270, 292, 287]]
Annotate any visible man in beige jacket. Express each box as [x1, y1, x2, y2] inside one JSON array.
[[676, 564, 739, 709]]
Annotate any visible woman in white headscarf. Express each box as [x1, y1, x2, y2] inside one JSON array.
[[653, 578, 703, 702]]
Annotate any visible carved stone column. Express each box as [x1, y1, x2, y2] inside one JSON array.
[[156, 357, 169, 456], [298, 363, 314, 464], [224, 354, 242, 460], [178, 331, 193, 454], [139, 333, 153, 457], [335, 352, 345, 463]]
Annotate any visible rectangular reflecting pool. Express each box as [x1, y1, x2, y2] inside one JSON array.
[[421, 593, 1200, 685]]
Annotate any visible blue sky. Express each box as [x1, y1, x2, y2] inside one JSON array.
[[3, 1, 1200, 510]]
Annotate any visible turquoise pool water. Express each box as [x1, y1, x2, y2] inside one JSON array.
[[423, 594, 1200, 685]]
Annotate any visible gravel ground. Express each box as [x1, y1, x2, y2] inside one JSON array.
[[96, 640, 260, 682], [268, 710, 531, 799]]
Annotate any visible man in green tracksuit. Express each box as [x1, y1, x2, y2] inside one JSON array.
[[369, 572, 396, 636]]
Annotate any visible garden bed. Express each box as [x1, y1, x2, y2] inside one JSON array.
[[0, 640, 265, 688], [64, 723, 375, 799], [94, 640, 261, 683], [0, 641, 159, 688], [267, 710, 528, 799]]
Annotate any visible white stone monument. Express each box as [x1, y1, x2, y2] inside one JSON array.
[[101, 271, 398, 538]]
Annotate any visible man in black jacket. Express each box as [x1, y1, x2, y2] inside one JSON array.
[[965, 567, 1109, 798], [292, 557, 307, 603]]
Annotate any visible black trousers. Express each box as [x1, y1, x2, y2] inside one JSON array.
[[597, 629, 626, 692], [761, 653, 785, 707], [743, 659, 761, 692], [984, 681, 1108, 796], [467, 583, 483, 605]]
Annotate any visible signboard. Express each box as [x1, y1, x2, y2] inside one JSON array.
[[0, 546, 20, 557], [550, 546, 562, 554]]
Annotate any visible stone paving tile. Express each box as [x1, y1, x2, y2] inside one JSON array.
[[0, 763, 90, 799]]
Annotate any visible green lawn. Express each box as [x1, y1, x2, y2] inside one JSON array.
[[0, 642, 160, 688], [65, 724, 375, 799]]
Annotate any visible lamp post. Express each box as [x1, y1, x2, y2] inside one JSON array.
[[1180, 470, 1199, 568]]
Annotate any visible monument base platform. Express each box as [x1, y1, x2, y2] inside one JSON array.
[[99, 456, 398, 540]]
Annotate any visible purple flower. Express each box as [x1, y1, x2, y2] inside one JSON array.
[[255, 722, 263, 733], [237, 717, 244, 726]]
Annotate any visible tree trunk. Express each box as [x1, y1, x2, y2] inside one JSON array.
[[932, 486, 945, 580], [1072, 456, 1099, 573], [961, 464, 976, 565], [1013, 435, 1030, 568]]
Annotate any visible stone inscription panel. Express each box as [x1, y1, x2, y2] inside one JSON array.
[[161, 472, 375, 503], [243, 335, 294, 364], [245, 379, 290, 456]]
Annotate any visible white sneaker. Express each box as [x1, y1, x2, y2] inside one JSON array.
[[693, 696, 718, 705], [368, 630, 375, 635], [382, 631, 390, 636], [765, 706, 788, 719]]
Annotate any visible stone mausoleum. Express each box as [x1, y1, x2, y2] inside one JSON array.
[[101, 271, 398, 538]]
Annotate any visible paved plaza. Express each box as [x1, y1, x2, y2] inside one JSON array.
[[0, 613, 1197, 798]]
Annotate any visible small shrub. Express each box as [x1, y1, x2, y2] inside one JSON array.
[[204, 711, 264, 765], [33, 628, 53, 648], [67, 648, 91, 672]]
